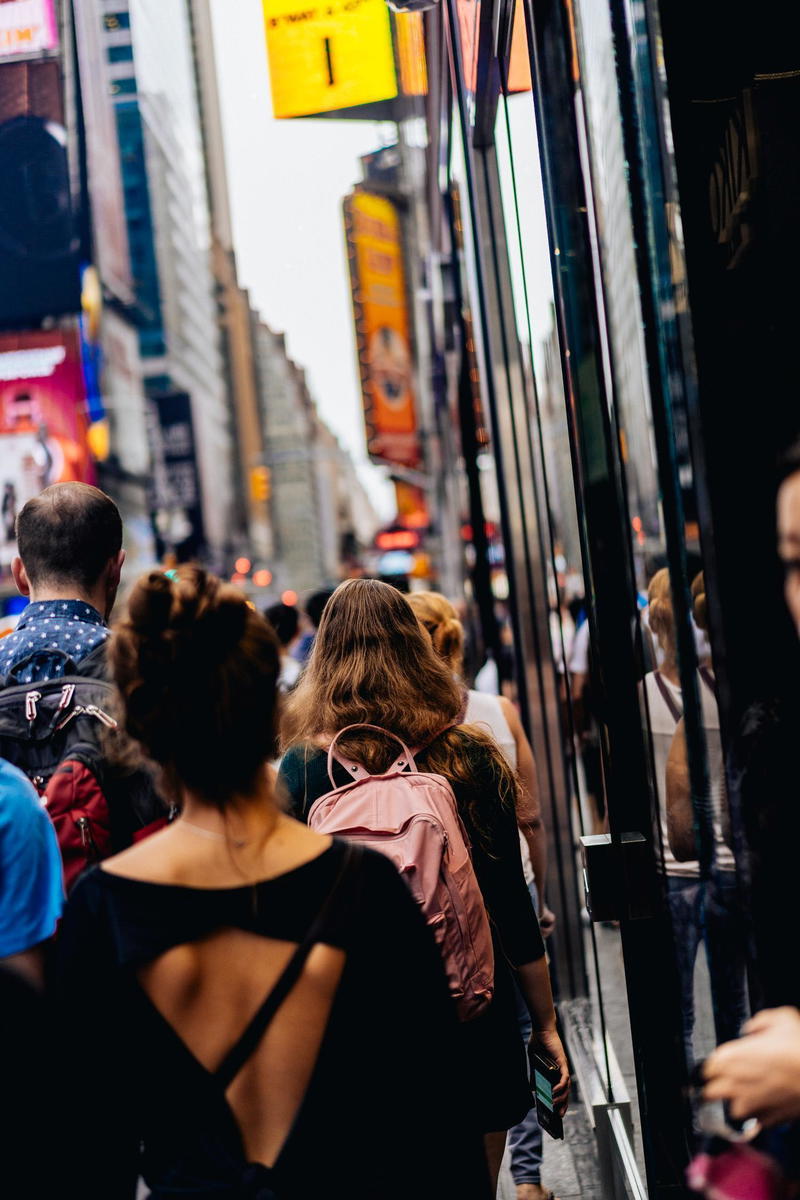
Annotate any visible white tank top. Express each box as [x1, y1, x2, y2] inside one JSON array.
[[464, 690, 517, 769]]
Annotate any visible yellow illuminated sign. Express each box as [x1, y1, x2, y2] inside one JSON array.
[[262, 0, 398, 119], [344, 190, 420, 469]]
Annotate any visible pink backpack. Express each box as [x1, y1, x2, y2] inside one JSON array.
[[307, 724, 494, 1021]]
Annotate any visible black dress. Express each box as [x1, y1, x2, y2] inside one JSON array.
[[56, 840, 490, 1199], [278, 737, 546, 1133]]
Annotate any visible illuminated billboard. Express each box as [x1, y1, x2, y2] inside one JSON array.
[[344, 190, 420, 470], [262, 0, 397, 118], [0, 330, 94, 567], [0, 0, 58, 58], [0, 59, 81, 324]]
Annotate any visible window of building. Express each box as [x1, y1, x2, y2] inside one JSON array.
[[111, 76, 137, 95], [104, 12, 131, 30], [108, 44, 134, 63]]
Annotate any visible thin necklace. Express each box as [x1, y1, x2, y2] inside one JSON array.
[[178, 819, 248, 849]]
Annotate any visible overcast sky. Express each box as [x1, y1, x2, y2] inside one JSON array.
[[208, 0, 397, 515], [207, 1, 555, 517]]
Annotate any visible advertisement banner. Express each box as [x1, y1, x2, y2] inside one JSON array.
[[0, 329, 94, 568], [262, 0, 397, 118], [0, 58, 81, 324], [0, 0, 58, 58], [344, 190, 420, 470], [147, 391, 205, 562]]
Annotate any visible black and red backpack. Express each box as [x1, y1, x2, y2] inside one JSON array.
[[0, 642, 169, 891]]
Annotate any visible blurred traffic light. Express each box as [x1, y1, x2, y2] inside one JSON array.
[[250, 466, 271, 502]]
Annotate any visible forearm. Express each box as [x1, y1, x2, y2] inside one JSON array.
[[520, 818, 547, 899], [516, 956, 557, 1031]]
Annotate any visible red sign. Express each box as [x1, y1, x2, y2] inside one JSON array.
[[0, 330, 93, 568]]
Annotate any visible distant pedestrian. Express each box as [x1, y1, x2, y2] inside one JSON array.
[[293, 587, 334, 664], [57, 566, 488, 1198], [264, 600, 302, 690], [280, 578, 569, 1191]]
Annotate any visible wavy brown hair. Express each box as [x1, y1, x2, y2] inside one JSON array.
[[110, 566, 281, 806], [282, 578, 517, 840]]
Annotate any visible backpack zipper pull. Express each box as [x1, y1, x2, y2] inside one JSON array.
[[58, 683, 75, 710], [76, 815, 99, 859], [84, 705, 118, 729], [55, 705, 84, 732], [25, 690, 41, 723]]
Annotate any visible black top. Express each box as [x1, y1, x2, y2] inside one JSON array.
[[279, 738, 545, 1132], [56, 840, 490, 1198]]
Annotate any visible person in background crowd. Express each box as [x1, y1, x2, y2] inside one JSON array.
[[0, 482, 164, 882], [665, 572, 748, 1053], [0, 755, 62, 985], [407, 590, 556, 1200], [703, 443, 800, 1121], [279, 579, 569, 1193], [0, 755, 63, 1190], [641, 568, 703, 1066], [406, 591, 555, 935], [0, 482, 124, 684], [293, 588, 335, 665], [57, 567, 489, 1198], [264, 601, 302, 690]]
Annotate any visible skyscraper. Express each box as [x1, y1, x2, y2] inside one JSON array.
[[101, 0, 235, 566]]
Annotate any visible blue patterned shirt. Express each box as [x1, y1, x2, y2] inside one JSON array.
[[0, 599, 108, 684]]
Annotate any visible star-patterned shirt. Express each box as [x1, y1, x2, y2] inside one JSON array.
[[0, 600, 109, 684]]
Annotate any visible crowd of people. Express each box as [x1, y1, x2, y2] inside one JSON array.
[[0, 481, 568, 1199], [7, 473, 800, 1197]]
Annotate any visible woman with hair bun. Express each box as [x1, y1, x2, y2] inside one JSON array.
[[56, 566, 489, 1199], [279, 578, 568, 1192]]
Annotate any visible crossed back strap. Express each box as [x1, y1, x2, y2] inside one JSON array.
[[326, 723, 416, 788], [653, 671, 683, 725], [214, 844, 358, 1091]]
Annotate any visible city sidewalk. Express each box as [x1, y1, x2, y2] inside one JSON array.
[[497, 1103, 603, 1200]]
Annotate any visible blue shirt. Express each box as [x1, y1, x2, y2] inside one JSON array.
[[0, 759, 64, 956], [0, 599, 108, 684]]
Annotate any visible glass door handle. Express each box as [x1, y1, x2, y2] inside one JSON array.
[[580, 833, 659, 922]]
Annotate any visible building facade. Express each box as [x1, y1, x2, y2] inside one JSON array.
[[101, 0, 235, 567]]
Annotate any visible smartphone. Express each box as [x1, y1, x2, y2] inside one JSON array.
[[532, 1050, 565, 1140]]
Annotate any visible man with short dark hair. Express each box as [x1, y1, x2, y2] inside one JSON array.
[[0, 482, 125, 684], [265, 601, 301, 690]]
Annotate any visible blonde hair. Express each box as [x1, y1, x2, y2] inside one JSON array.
[[691, 571, 708, 632], [406, 591, 465, 674], [647, 567, 677, 667], [281, 578, 516, 843]]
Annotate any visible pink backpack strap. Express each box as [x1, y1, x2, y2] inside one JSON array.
[[326, 724, 417, 788]]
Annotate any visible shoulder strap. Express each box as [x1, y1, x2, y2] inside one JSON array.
[[214, 843, 359, 1090], [699, 665, 717, 699], [653, 671, 683, 725]]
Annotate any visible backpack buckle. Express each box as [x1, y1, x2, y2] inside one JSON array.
[[25, 690, 41, 724]]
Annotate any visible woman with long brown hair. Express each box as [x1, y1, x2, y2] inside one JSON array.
[[279, 578, 569, 1189], [56, 567, 489, 1199]]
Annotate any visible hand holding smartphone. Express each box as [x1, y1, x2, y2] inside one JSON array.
[[532, 1049, 565, 1140]]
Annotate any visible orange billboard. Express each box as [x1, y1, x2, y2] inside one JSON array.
[[344, 190, 420, 469]]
